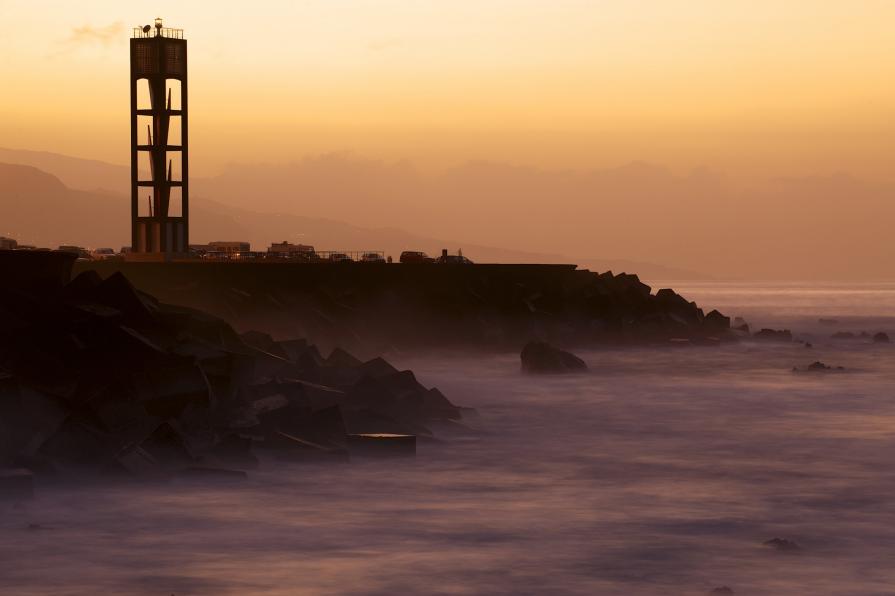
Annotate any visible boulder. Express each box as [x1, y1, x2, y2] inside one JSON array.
[[135, 365, 211, 419], [753, 328, 793, 342], [704, 309, 731, 331], [0, 263, 464, 480], [520, 341, 588, 373], [266, 431, 349, 463], [139, 422, 194, 468], [240, 330, 290, 359], [873, 332, 890, 343], [763, 537, 800, 551], [102, 446, 160, 477], [325, 347, 362, 369], [792, 361, 843, 373], [346, 433, 416, 458], [654, 289, 701, 324]]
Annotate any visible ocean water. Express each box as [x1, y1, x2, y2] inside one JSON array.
[[3, 282, 895, 595]]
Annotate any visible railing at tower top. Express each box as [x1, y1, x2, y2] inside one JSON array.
[[132, 27, 184, 39]]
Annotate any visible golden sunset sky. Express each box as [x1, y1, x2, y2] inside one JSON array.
[[2, 0, 894, 180]]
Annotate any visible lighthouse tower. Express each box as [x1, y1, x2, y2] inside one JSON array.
[[128, 18, 189, 258]]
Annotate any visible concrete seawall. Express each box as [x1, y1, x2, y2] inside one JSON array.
[[0, 250, 76, 292]]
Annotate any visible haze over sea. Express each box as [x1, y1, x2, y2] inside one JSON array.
[[3, 281, 895, 595]]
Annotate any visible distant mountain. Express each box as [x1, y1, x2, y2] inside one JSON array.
[[0, 161, 703, 281], [0, 162, 230, 251], [18, 146, 895, 280], [0, 147, 129, 194]]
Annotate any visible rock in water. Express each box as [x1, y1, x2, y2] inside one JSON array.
[[704, 309, 731, 331], [520, 341, 587, 374], [873, 332, 890, 343], [753, 328, 793, 342], [792, 361, 843, 373], [832, 331, 855, 339], [763, 537, 800, 551]]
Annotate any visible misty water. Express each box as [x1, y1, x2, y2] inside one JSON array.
[[4, 282, 895, 595]]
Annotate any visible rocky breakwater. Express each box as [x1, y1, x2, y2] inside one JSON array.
[[0, 263, 468, 496], [78, 261, 735, 350]]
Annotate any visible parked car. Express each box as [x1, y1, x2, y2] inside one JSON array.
[[361, 252, 386, 263], [400, 251, 435, 264], [292, 250, 321, 262], [436, 254, 474, 264], [91, 247, 118, 260], [57, 245, 92, 260], [328, 252, 352, 262]]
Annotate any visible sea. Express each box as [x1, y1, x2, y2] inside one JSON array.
[[3, 281, 895, 595]]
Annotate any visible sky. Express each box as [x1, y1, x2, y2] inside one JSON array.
[[1, 0, 894, 181]]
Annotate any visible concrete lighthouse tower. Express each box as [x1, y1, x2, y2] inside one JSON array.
[[128, 18, 189, 258]]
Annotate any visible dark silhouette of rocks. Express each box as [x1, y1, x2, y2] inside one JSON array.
[[0, 253, 467, 486], [753, 328, 793, 342], [521, 341, 588, 374], [0, 249, 75, 292], [730, 317, 751, 335], [77, 260, 733, 350], [793, 361, 844, 373], [831, 331, 855, 339], [704, 309, 731, 331], [763, 537, 800, 551], [832, 330, 890, 343], [709, 587, 734, 595]]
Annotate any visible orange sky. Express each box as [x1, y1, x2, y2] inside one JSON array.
[[1, 1, 894, 180]]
